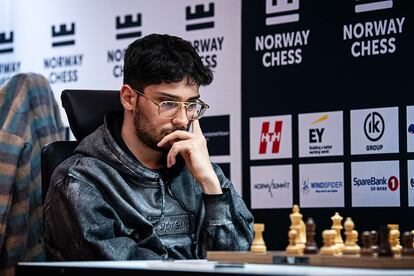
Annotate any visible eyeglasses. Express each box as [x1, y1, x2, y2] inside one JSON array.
[[132, 88, 209, 120]]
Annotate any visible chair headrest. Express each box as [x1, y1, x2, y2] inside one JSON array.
[[62, 89, 123, 140]]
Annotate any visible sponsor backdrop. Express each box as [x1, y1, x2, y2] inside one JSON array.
[[0, 0, 242, 193], [1, 0, 414, 250], [243, 0, 413, 248]]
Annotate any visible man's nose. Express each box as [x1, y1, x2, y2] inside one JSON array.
[[172, 105, 189, 128]]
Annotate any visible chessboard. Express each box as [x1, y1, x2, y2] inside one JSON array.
[[210, 205, 414, 269], [206, 251, 414, 269]]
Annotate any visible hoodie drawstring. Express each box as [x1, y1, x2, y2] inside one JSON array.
[[154, 177, 166, 226]]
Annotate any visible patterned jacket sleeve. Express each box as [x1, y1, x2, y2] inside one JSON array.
[[200, 164, 254, 256]]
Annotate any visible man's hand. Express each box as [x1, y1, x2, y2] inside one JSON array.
[[157, 120, 222, 194]]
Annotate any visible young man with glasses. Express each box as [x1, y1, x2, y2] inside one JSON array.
[[44, 34, 254, 260]]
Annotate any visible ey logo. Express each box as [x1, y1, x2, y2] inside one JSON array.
[[259, 121, 283, 154], [309, 114, 327, 143]]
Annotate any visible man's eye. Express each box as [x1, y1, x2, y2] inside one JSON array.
[[162, 102, 178, 109]]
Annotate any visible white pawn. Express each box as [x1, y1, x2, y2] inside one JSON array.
[[286, 229, 303, 255], [343, 217, 360, 255], [320, 229, 337, 256], [289, 205, 306, 251], [331, 212, 344, 253], [251, 223, 267, 253]]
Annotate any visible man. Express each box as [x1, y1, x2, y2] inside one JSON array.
[[44, 33, 254, 260]]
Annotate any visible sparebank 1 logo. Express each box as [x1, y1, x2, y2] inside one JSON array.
[[186, 3, 222, 69], [0, 31, 21, 86], [353, 175, 399, 192], [343, 0, 405, 58], [255, 0, 310, 67]]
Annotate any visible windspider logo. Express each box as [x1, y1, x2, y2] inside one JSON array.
[[302, 178, 310, 194]]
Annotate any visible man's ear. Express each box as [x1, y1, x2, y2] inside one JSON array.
[[120, 84, 137, 111]]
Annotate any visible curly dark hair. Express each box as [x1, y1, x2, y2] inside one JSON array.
[[123, 33, 213, 91]]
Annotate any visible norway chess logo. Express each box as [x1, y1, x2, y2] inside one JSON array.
[[259, 121, 283, 154], [0, 31, 13, 54], [256, 0, 308, 67], [344, 1, 404, 58], [51, 23, 75, 47], [186, 3, 214, 31], [354, 0, 393, 13], [265, 0, 299, 26]]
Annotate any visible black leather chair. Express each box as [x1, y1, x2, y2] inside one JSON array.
[[41, 89, 122, 202]]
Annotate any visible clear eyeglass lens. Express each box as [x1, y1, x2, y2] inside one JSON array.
[[159, 101, 180, 118], [187, 103, 202, 120], [159, 101, 205, 119]]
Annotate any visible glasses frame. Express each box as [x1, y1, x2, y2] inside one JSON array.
[[132, 88, 209, 120]]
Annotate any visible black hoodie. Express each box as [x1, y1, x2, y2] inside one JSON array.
[[43, 114, 254, 260]]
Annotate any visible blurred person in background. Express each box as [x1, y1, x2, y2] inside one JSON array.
[[0, 73, 64, 276]]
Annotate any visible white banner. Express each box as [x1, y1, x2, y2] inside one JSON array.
[[0, 0, 243, 193], [408, 160, 414, 207], [299, 162, 344, 208], [407, 106, 414, 152], [350, 107, 399, 155], [249, 115, 292, 160], [351, 160, 400, 207], [298, 111, 343, 157], [250, 164, 293, 209]]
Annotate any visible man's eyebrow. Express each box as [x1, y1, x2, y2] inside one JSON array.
[[155, 92, 200, 101]]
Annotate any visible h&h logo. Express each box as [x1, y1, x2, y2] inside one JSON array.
[[250, 115, 292, 160], [265, 0, 299, 26], [355, 0, 393, 13], [364, 112, 385, 142], [0, 31, 13, 54], [51, 23, 75, 47], [259, 121, 283, 154], [115, 14, 142, 40], [186, 3, 214, 31]]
